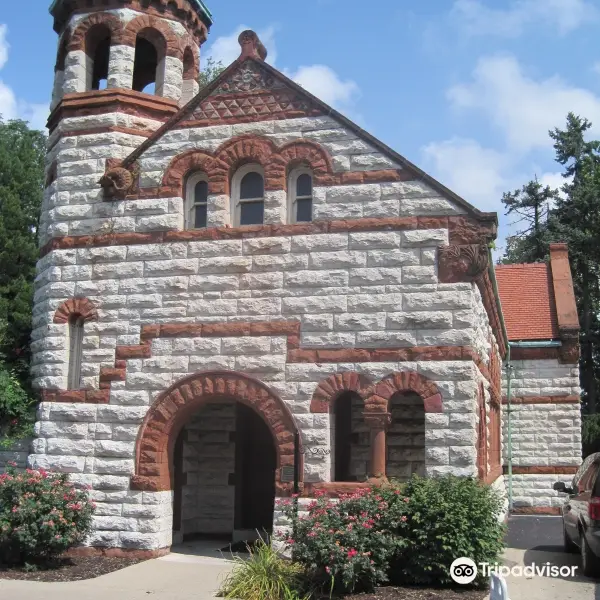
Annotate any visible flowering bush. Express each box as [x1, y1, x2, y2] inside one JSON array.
[[279, 476, 505, 592], [0, 464, 95, 564], [278, 486, 408, 593]]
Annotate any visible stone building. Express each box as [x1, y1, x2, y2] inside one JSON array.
[[10, 0, 582, 554]]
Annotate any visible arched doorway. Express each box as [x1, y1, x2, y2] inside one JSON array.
[[132, 371, 300, 546]]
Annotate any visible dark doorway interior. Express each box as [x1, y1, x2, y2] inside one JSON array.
[[234, 403, 276, 534]]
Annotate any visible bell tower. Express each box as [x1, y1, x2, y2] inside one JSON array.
[[48, 0, 212, 112]]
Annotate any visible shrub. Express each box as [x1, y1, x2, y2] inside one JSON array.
[[0, 367, 35, 446], [392, 475, 505, 587], [0, 464, 95, 564], [278, 487, 408, 593], [219, 538, 309, 600]]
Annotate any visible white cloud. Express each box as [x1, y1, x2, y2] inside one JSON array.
[[451, 0, 596, 37], [0, 24, 48, 129], [285, 65, 359, 111], [448, 54, 600, 151], [422, 138, 515, 211], [205, 25, 278, 66], [0, 25, 8, 70]]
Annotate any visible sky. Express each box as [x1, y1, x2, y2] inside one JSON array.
[[2, 0, 600, 251]]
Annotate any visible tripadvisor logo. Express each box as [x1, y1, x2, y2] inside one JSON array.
[[450, 557, 579, 584]]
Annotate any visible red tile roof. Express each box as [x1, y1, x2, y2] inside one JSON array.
[[495, 263, 560, 341]]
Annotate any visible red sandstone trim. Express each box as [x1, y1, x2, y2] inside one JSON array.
[[54, 297, 98, 324], [549, 244, 580, 364], [42, 389, 110, 404], [511, 507, 562, 515], [132, 370, 301, 492], [55, 0, 208, 45], [310, 372, 372, 413], [39, 215, 490, 257], [509, 346, 561, 361], [502, 395, 580, 405], [503, 466, 578, 475], [65, 546, 170, 559], [483, 465, 503, 486], [303, 482, 374, 497], [47, 90, 179, 133]]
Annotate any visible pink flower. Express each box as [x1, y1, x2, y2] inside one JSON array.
[[401, 515, 407, 522], [403, 497, 410, 503], [347, 548, 358, 558], [325, 566, 331, 574]]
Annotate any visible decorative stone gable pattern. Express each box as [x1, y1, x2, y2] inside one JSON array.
[[132, 371, 299, 493], [53, 297, 98, 324], [188, 62, 323, 127]]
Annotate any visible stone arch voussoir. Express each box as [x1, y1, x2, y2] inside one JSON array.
[[212, 135, 278, 195], [68, 13, 124, 53], [123, 14, 182, 59], [310, 371, 373, 414], [280, 139, 334, 182], [162, 150, 214, 196], [367, 370, 443, 415], [53, 297, 98, 324], [132, 370, 301, 493]]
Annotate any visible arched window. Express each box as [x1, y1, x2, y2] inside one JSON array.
[[85, 25, 111, 90], [477, 385, 488, 480], [232, 165, 265, 226], [182, 47, 196, 81], [185, 172, 209, 229], [288, 169, 313, 223], [132, 29, 166, 95], [55, 35, 68, 73], [332, 393, 353, 482], [67, 315, 84, 390]]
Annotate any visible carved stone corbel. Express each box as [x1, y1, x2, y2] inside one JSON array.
[[438, 244, 489, 284], [99, 162, 138, 200]]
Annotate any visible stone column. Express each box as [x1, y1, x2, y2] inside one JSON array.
[[364, 412, 391, 481]]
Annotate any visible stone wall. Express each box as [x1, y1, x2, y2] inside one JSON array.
[[0, 438, 31, 473], [502, 357, 581, 512]]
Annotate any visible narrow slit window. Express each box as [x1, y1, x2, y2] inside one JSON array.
[[67, 316, 84, 390], [289, 170, 313, 223], [185, 173, 209, 229], [236, 169, 264, 226]]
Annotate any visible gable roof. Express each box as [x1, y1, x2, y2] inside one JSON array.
[[120, 52, 497, 225], [495, 263, 560, 341]]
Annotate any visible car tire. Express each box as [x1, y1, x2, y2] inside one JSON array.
[[581, 530, 600, 578], [564, 523, 578, 554]]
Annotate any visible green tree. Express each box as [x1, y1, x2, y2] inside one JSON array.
[[500, 178, 557, 263], [500, 112, 600, 414], [0, 119, 46, 379], [549, 113, 600, 413], [198, 57, 226, 89]]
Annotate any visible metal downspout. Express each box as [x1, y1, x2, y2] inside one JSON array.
[[487, 250, 512, 510]]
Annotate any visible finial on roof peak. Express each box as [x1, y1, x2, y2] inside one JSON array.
[[238, 30, 267, 61]]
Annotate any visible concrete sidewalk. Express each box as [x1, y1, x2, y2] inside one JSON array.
[[0, 544, 236, 600]]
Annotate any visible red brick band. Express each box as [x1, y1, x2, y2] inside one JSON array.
[[511, 507, 562, 515], [39, 215, 491, 257], [502, 395, 580, 405], [503, 466, 578, 475], [41, 389, 110, 404]]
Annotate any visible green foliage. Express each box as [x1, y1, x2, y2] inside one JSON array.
[[499, 112, 600, 414], [198, 57, 226, 89], [391, 475, 505, 587], [0, 465, 95, 565], [219, 538, 309, 600], [0, 366, 35, 445], [500, 178, 557, 264], [279, 486, 407, 593], [280, 477, 504, 593], [0, 118, 46, 380], [582, 414, 600, 457]]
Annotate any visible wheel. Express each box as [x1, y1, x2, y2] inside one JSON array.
[[581, 530, 600, 578], [564, 523, 578, 554]]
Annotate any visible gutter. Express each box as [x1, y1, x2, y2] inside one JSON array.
[[487, 252, 513, 510]]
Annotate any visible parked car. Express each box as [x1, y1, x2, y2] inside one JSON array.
[[554, 452, 600, 577]]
